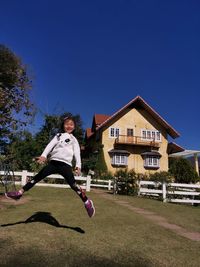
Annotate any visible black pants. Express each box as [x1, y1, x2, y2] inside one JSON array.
[[23, 160, 87, 202]]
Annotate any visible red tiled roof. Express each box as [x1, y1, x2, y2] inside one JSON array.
[[96, 95, 180, 139], [94, 114, 110, 127], [85, 114, 111, 140]]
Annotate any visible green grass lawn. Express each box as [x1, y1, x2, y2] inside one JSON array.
[[0, 187, 200, 267]]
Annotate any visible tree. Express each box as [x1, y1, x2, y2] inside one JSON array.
[[169, 157, 199, 183], [6, 131, 36, 170], [0, 44, 34, 148], [149, 171, 174, 183], [34, 115, 62, 157], [82, 142, 108, 176]]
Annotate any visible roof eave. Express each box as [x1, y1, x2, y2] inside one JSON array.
[[96, 95, 180, 139]]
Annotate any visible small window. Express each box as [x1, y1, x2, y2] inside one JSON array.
[[115, 128, 119, 137], [156, 131, 161, 141], [109, 127, 120, 138], [147, 130, 151, 139], [110, 128, 115, 137], [152, 131, 155, 140], [142, 130, 146, 139]]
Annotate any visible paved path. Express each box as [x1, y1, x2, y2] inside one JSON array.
[[93, 189, 200, 242]]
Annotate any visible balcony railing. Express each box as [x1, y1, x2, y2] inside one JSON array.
[[115, 135, 160, 147]]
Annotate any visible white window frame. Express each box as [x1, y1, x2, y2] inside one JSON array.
[[111, 154, 128, 166], [141, 129, 161, 142], [144, 156, 160, 168], [109, 127, 120, 138], [156, 131, 161, 141]]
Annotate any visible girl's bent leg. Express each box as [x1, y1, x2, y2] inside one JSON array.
[[58, 164, 95, 217], [58, 164, 88, 202], [67, 180, 95, 218], [23, 163, 56, 191]]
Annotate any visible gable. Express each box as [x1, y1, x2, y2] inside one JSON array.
[[101, 107, 168, 142], [96, 96, 180, 139], [91, 114, 110, 131]]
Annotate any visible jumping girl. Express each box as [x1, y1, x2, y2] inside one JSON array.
[[5, 116, 95, 218]]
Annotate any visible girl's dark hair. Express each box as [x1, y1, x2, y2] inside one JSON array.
[[61, 116, 76, 133]]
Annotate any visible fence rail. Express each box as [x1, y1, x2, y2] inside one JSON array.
[[138, 180, 200, 204], [0, 170, 113, 192], [1, 170, 200, 205]]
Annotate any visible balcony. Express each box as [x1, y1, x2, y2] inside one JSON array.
[[115, 135, 160, 148]]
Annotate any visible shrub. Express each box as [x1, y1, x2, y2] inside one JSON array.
[[98, 171, 113, 180], [149, 171, 174, 183], [169, 158, 199, 183], [114, 168, 138, 195]]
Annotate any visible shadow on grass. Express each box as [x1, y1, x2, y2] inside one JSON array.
[[0, 211, 85, 234]]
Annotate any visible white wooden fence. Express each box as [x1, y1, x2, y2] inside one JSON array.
[[138, 180, 200, 204], [1, 170, 199, 205], [0, 170, 113, 192], [90, 179, 113, 190]]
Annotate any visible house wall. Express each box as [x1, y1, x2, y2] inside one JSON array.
[[101, 107, 169, 174]]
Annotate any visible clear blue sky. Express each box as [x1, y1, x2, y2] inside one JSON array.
[[1, 0, 200, 150]]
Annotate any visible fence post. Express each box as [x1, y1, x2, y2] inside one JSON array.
[[137, 180, 140, 196], [21, 170, 28, 186], [162, 182, 167, 202], [86, 175, 91, 192], [108, 180, 112, 191]]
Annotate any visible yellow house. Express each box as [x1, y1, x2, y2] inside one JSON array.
[[85, 96, 183, 175]]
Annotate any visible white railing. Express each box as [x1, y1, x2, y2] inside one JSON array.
[[3, 170, 199, 204], [0, 170, 91, 192], [0, 170, 113, 191], [90, 179, 113, 190], [138, 180, 200, 204]]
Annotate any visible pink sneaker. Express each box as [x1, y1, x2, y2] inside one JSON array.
[[84, 199, 95, 218], [5, 191, 23, 200]]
